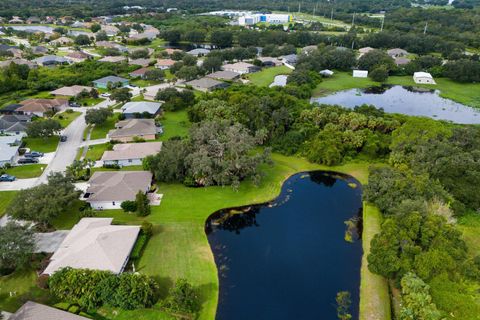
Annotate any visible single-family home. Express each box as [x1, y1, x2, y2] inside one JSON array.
[[34, 55, 69, 67], [280, 54, 298, 68], [92, 75, 129, 89], [186, 77, 230, 92], [394, 57, 411, 66], [0, 135, 22, 167], [108, 118, 158, 142], [121, 101, 162, 118], [26, 16, 41, 24], [98, 56, 127, 63], [257, 57, 283, 67], [186, 48, 210, 57], [42, 217, 140, 274], [143, 84, 168, 101], [301, 45, 318, 55], [66, 51, 91, 63], [0, 104, 24, 115], [155, 58, 176, 70], [387, 48, 408, 58], [222, 62, 259, 75], [413, 72, 436, 84], [129, 67, 150, 78], [50, 36, 74, 46], [164, 48, 182, 55], [17, 99, 68, 117], [128, 58, 152, 67], [101, 141, 162, 167], [353, 70, 369, 78], [0, 114, 30, 135], [101, 25, 120, 36], [9, 301, 90, 320], [50, 85, 94, 97], [358, 47, 375, 56], [0, 59, 37, 69], [84, 172, 152, 209], [320, 69, 334, 77], [206, 70, 240, 81], [31, 46, 48, 55], [9, 16, 24, 24]]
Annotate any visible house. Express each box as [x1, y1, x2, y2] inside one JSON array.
[[0, 104, 24, 115], [17, 99, 68, 117], [43, 217, 140, 274], [96, 41, 128, 53], [66, 51, 91, 63], [9, 301, 89, 320], [155, 58, 175, 70], [301, 45, 318, 55], [143, 84, 168, 101], [33, 55, 69, 67], [50, 36, 73, 46], [101, 141, 162, 167], [31, 46, 48, 55], [164, 48, 182, 55], [257, 57, 282, 67], [206, 70, 240, 81], [101, 25, 120, 36], [121, 101, 162, 118], [0, 114, 30, 135], [93, 76, 129, 89], [98, 56, 127, 63], [387, 48, 408, 58], [353, 70, 369, 78], [222, 62, 259, 74], [0, 59, 37, 69], [128, 58, 152, 67], [186, 48, 210, 57], [358, 47, 375, 56], [394, 57, 411, 66], [0, 134, 22, 167], [9, 16, 24, 24], [26, 16, 41, 24], [413, 72, 436, 84], [84, 172, 152, 209], [108, 119, 158, 142], [280, 54, 298, 68], [320, 69, 334, 77], [129, 67, 150, 78], [128, 32, 156, 41], [186, 77, 230, 92], [50, 85, 94, 97]]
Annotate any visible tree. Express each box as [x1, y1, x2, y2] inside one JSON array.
[[161, 278, 199, 314], [95, 31, 108, 41], [110, 87, 132, 103], [90, 23, 101, 33], [369, 65, 389, 82], [210, 30, 233, 48], [176, 65, 201, 81], [336, 291, 352, 320], [7, 173, 81, 226], [129, 48, 149, 59], [85, 108, 113, 125], [144, 69, 165, 81], [144, 139, 190, 183], [358, 50, 396, 71], [135, 191, 150, 217], [400, 272, 443, 320], [155, 88, 195, 111], [184, 30, 206, 43], [26, 119, 62, 138], [0, 222, 34, 274], [202, 56, 223, 73], [74, 34, 91, 46], [66, 159, 95, 180], [163, 30, 181, 44]]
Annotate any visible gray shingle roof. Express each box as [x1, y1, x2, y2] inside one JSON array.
[[9, 301, 89, 320]]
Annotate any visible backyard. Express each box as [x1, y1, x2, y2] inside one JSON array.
[[89, 115, 118, 140], [247, 65, 293, 87]]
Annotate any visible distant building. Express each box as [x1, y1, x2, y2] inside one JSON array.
[[353, 70, 368, 78], [238, 13, 292, 26], [222, 62, 259, 74], [128, 58, 152, 67], [98, 56, 127, 63], [66, 51, 91, 63], [206, 70, 241, 81], [320, 69, 334, 77], [50, 36, 73, 46], [129, 67, 150, 78], [33, 55, 69, 67], [108, 119, 158, 142], [257, 57, 283, 67], [413, 72, 436, 84], [387, 48, 408, 58], [394, 57, 411, 66], [92, 75, 129, 89], [155, 58, 176, 70], [186, 48, 210, 57], [121, 101, 162, 118], [186, 77, 229, 92]]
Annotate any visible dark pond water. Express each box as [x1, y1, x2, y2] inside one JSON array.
[[206, 171, 363, 320], [310, 85, 480, 124]]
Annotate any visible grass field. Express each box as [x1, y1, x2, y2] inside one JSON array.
[[158, 110, 191, 141], [53, 111, 81, 128], [458, 213, 480, 258], [2, 164, 45, 178], [247, 66, 293, 87], [0, 191, 17, 217], [360, 203, 391, 320], [84, 143, 109, 161], [90, 116, 117, 140], [312, 71, 480, 109], [23, 136, 59, 153]]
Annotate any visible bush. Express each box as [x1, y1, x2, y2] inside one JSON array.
[[121, 200, 137, 212], [161, 279, 199, 314], [141, 221, 153, 237], [130, 233, 148, 260]]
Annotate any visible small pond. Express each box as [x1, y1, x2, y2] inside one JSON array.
[[269, 75, 288, 88], [9, 25, 54, 34], [206, 171, 363, 320], [311, 85, 480, 124]]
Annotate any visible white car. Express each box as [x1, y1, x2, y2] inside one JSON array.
[[100, 93, 111, 98]]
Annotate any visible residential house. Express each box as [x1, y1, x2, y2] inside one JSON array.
[[257, 57, 282, 67], [128, 32, 156, 42], [0, 133, 23, 167], [92, 76, 129, 89], [31, 46, 48, 55], [186, 77, 230, 92], [143, 84, 168, 101], [164, 48, 182, 55], [280, 54, 298, 68], [50, 36, 73, 46], [42, 217, 140, 273], [387, 48, 408, 58], [101, 25, 120, 37], [353, 70, 369, 78], [206, 70, 240, 81], [84, 172, 152, 209], [66, 51, 91, 63], [9, 301, 89, 320], [358, 47, 375, 57], [413, 72, 436, 84], [96, 41, 128, 53], [101, 141, 162, 167], [301, 45, 318, 55], [17, 99, 68, 117], [0, 59, 37, 69], [50, 85, 94, 97], [129, 58, 152, 67], [394, 57, 411, 66], [129, 67, 150, 78], [108, 119, 158, 142], [0, 104, 23, 115], [222, 62, 259, 74], [121, 101, 162, 118], [186, 48, 210, 57], [98, 56, 127, 63], [9, 16, 24, 24], [26, 16, 41, 24], [320, 69, 334, 77], [0, 114, 31, 134], [33, 55, 69, 67], [155, 58, 175, 70]]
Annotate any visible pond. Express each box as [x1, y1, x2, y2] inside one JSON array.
[[269, 75, 288, 88], [9, 25, 54, 34], [311, 85, 480, 124], [206, 171, 363, 320]]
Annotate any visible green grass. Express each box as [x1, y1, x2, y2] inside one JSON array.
[[78, 97, 104, 106], [1, 164, 45, 178], [0, 191, 17, 217], [458, 213, 480, 258], [312, 71, 480, 109], [53, 111, 81, 128], [90, 116, 117, 140], [246, 66, 293, 87], [131, 79, 163, 87], [360, 203, 391, 320], [84, 143, 109, 161], [23, 136, 59, 153], [157, 110, 190, 141]]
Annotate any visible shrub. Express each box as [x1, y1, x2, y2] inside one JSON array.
[[130, 233, 148, 260], [141, 221, 153, 237], [161, 278, 199, 314], [121, 200, 137, 212]]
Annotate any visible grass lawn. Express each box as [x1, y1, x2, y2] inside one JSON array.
[[2, 164, 45, 178], [53, 111, 81, 128], [247, 66, 293, 87], [84, 143, 109, 161], [458, 213, 480, 258], [360, 203, 391, 320], [23, 136, 59, 153], [158, 110, 190, 141], [0, 191, 17, 217], [90, 116, 117, 140], [78, 97, 104, 106], [131, 79, 163, 87], [312, 71, 480, 109]]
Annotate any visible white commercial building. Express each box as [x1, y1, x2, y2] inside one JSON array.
[[239, 13, 292, 26]]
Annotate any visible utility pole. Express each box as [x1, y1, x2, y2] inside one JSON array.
[[380, 16, 385, 31], [298, 3, 301, 13], [330, 7, 334, 20], [352, 12, 355, 27], [423, 22, 428, 34]]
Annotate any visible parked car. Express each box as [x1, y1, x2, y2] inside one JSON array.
[[69, 102, 81, 108], [0, 174, 16, 182], [100, 93, 111, 98], [24, 151, 44, 158], [60, 135, 68, 142], [18, 157, 39, 164]]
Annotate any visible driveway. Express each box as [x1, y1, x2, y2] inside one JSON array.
[[0, 178, 38, 191]]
